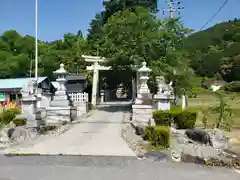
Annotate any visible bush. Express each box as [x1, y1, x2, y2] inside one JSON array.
[[0, 108, 21, 125], [13, 118, 27, 126], [173, 109, 197, 129], [152, 110, 172, 126], [152, 108, 198, 129], [224, 81, 240, 92], [145, 126, 154, 141], [145, 126, 170, 148], [170, 106, 182, 119]]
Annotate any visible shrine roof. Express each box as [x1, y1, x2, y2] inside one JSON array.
[[0, 77, 47, 90]]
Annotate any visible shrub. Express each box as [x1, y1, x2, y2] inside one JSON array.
[[0, 108, 21, 125], [152, 110, 172, 126], [224, 81, 240, 92], [145, 126, 170, 148], [170, 107, 182, 119], [145, 126, 154, 141], [173, 109, 197, 129], [13, 118, 27, 126]]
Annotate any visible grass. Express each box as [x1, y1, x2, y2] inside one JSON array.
[[187, 90, 240, 153], [187, 91, 240, 129], [148, 144, 168, 151]]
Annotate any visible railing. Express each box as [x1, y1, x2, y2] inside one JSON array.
[[69, 92, 88, 104]]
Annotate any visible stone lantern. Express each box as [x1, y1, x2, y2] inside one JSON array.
[[46, 63, 77, 125], [54, 63, 67, 94], [132, 61, 153, 126], [138, 62, 151, 94]]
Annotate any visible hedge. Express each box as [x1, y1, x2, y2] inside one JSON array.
[[145, 126, 170, 148], [13, 118, 27, 126], [152, 110, 172, 126], [152, 108, 198, 129], [0, 108, 21, 125], [173, 109, 197, 129]]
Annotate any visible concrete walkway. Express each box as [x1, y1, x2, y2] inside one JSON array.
[[4, 102, 136, 156]]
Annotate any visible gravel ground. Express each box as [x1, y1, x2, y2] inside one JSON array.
[[121, 122, 149, 157]]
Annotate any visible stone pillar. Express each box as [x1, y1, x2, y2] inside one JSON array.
[[132, 62, 153, 126], [182, 94, 186, 110], [91, 62, 98, 106], [100, 90, 105, 104], [46, 63, 77, 126], [136, 71, 140, 94], [132, 77, 136, 103]]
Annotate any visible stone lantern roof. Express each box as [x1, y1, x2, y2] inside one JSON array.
[[138, 62, 151, 73], [54, 63, 67, 75]]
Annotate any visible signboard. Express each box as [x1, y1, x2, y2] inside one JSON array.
[[0, 93, 5, 101]]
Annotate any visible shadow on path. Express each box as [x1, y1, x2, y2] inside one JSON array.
[[96, 101, 132, 113]]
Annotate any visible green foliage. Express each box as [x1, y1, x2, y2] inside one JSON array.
[[145, 126, 154, 141], [0, 30, 87, 79], [152, 107, 197, 129], [92, 6, 193, 92], [0, 108, 21, 125], [145, 126, 170, 148], [152, 110, 172, 126], [13, 118, 27, 126], [0, 1, 193, 94], [173, 109, 197, 129], [212, 91, 233, 131], [185, 19, 240, 81], [224, 81, 240, 92], [87, 0, 158, 49], [201, 110, 208, 129]]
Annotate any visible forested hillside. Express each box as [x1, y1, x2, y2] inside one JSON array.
[[185, 18, 240, 82]]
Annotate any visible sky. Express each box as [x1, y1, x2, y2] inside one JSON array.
[[0, 0, 239, 41]]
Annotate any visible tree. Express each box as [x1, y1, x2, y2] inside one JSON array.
[[0, 30, 88, 79], [87, 0, 158, 54], [93, 6, 192, 93]]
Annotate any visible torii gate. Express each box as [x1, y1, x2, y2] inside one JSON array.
[[82, 55, 111, 106]]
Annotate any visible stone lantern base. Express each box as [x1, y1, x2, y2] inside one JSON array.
[[45, 106, 77, 126], [132, 104, 153, 126], [154, 94, 174, 111]]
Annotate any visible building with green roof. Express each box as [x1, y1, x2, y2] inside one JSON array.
[[0, 77, 55, 102]]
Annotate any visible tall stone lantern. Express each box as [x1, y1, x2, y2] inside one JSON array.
[[135, 62, 151, 105], [138, 62, 151, 94], [46, 63, 77, 126], [54, 64, 67, 95], [132, 62, 153, 126]]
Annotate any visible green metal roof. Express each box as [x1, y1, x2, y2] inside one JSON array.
[[0, 77, 47, 90]]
